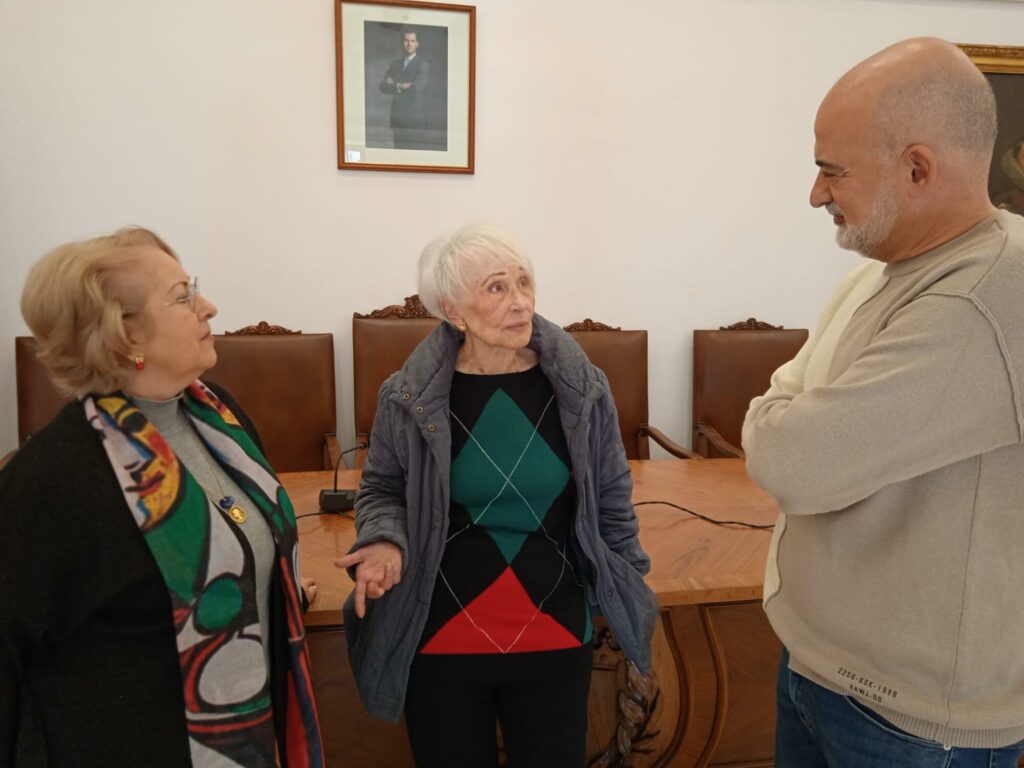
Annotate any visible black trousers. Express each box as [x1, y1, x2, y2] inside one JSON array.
[[403, 652, 593, 768]]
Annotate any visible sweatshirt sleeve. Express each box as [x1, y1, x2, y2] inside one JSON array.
[[743, 293, 1022, 515], [760, 331, 814, 399]]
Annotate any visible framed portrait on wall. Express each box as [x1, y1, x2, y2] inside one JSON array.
[[335, 0, 475, 173], [960, 43, 1024, 216]]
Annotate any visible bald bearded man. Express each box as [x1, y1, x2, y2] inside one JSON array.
[[743, 38, 1024, 767]]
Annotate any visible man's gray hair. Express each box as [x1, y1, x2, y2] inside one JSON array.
[[417, 222, 535, 323], [876, 60, 997, 163]]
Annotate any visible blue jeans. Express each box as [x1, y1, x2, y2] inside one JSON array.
[[776, 649, 1024, 768]]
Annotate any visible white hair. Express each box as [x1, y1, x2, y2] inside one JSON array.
[[417, 221, 535, 323]]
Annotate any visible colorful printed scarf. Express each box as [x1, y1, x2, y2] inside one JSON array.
[[84, 381, 323, 768]]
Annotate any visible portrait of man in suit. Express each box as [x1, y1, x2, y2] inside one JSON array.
[[363, 23, 448, 153], [380, 30, 430, 149]]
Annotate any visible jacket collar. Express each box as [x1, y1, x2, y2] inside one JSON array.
[[387, 314, 605, 427]]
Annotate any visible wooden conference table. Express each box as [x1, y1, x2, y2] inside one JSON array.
[[288, 459, 781, 768]]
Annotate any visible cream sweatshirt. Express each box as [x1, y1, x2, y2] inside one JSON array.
[[743, 211, 1024, 748]]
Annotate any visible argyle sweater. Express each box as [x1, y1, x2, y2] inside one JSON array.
[[416, 367, 592, 678]]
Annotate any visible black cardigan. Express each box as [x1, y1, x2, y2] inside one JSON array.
[[0, 384, 275, 767]]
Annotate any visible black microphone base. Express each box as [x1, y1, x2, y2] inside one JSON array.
[[319, 489, 357, 513]]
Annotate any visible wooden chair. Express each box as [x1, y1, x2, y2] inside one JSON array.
[[352, 296, 440, 456], [10, 323, 339, 473], [352, 297, 696, 461], [15, 336, 68, 446], [564, 319, 694, 460], [203, 322, 339, 472], [1, 336, 71, 470], [692, 318, 809, 458]]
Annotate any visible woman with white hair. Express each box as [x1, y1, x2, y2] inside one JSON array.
[[0, 227, 323, 767], [337, 222, 657, 767]]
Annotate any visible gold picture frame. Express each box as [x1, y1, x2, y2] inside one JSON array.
[[959, 43, 1024, 75]]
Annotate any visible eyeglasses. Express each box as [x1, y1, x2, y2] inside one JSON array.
[[163, 276, 200, 312]]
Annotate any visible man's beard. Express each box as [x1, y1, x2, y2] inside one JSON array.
[[827, 178, 898, 258]]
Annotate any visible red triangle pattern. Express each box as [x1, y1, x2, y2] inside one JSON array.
[[420, 566, 580, 654]]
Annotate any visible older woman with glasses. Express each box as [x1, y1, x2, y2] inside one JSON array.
[[0, 227, 323, 767], [337, 222, 658, 768]]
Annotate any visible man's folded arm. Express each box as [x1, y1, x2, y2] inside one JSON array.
[[744, 293, 1022, 514]]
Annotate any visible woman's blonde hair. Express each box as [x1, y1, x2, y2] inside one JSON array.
[[21, 226, 177, 396]]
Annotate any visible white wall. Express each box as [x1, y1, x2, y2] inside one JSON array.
[[1, 0, 1022, 455]]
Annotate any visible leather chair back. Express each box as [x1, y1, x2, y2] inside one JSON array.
[[16, 336, 71, 444], [692, 322, 808, 458], [204, 329, 337, 472], [568, 325, 650, 460], [353, 309, 441, 450], [13, 329, 337, 473]]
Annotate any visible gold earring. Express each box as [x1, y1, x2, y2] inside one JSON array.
[[457, 323, 467, 333], [134, 355, 145, 371]]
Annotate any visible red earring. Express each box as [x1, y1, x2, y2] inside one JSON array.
[[134, 356, 145, 370]]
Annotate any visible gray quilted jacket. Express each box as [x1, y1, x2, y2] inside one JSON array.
[[345, 314, 658, 722]]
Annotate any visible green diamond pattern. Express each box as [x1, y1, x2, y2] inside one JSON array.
[[451, 389, 569, 563]]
